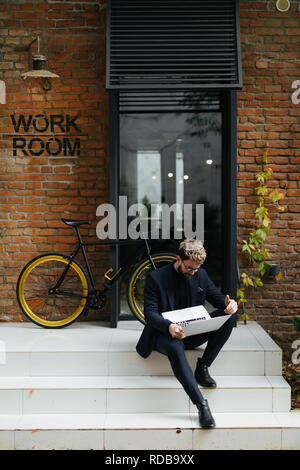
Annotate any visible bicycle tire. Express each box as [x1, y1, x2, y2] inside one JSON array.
[[16, 253, 89, 329], [127, 252, 177, 324]]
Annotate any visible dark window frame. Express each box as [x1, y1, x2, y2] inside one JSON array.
[[108, 90, 237, 327]]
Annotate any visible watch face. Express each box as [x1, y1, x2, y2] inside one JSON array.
[[275, 0, 290, 12]]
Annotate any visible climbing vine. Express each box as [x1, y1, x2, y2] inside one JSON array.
[[237, 150, 286, 322]]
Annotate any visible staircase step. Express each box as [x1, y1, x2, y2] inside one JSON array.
[[106, 375, 290, 413], [0, 411, 299, 450], [0, 375, 290, 414], [0, 321, 282, 377], [0, 320, 295, 450]]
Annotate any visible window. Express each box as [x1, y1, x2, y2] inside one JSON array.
[[107, 0, 242, 90]]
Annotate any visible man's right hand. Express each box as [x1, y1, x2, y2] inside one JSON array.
[[169, 323, 186, 340]]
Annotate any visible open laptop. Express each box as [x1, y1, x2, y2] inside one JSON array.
[[162, 305, 232, 336]]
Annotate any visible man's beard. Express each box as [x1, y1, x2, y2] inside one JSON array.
[[177, 264, 193, 281]]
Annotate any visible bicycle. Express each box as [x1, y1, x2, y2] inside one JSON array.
[[16, 218, 177, 329]]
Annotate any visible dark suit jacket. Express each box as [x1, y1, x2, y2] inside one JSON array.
[[136, 262, 226, 358]]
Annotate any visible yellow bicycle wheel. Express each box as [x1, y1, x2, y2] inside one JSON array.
[[127, 253, 177, 324], [16, 253, 89, 328]]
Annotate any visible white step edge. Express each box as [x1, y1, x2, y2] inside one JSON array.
[[0, 375, 291, 414], [0, 350, 281, 377], [0, 375, 290, 389], [0, 412, 299, 450], [0, 321, 282, 376]]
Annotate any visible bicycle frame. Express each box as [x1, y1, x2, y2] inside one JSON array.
[[53, 225, 155, 299]]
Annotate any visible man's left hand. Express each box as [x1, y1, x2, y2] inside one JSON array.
[[224, 295, 238, 314]]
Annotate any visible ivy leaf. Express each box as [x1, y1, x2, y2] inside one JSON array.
[[236, 288, 245, 298], [256, 185, 268, 196], [268, 190, 284, 204], [264, 168, 273, 181], [241, 273, 254, 287], [253, 251, 263, 262], [262, 216, 271, 227], [237, 288, 247, 305], [256, 173, 265, 183], [255, 206, 268, 221], [256, 228, 268, 241], [258, 261, 270, 276], [256, 196, 264, 206], [262, 248, 271, 259], [253, 276, 263, 287], [242, 244, 252, 255], [262, 151, 268, 164]]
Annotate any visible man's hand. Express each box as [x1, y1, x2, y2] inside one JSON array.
[[224, 295, 238, 314], [169, 323, 186, 340]]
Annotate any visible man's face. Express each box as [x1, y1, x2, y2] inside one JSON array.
[[177, 256, 201, 281]]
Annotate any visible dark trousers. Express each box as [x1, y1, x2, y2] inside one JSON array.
[[154, 310, 235, 404]]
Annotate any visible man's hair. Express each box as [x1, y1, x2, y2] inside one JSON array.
[[178, 239, 206, 265]]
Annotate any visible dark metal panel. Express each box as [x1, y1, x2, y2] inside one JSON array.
[[109, 91, 120, 328], [107, 0, 243, 89], [221, 90, 237, 320], [106, 0, 112, 98], [235, 0, 243, 91], [119, 90, 221, 112]]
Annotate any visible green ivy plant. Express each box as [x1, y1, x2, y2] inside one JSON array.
[[237, 150, 286, 323]]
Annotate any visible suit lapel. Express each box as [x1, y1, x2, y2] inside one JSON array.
[[163, 263, 175, 311], [166, 268, 175, 311], [166, 287, 174, 311]]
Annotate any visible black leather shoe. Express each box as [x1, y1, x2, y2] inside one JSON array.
[[197, 400, 216, 429], [194, 361, 217, 388]]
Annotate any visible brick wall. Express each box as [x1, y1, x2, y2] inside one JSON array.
[[238, 0, 300, 356], [0, 0, 110, 321], [0, 0, 299, 357]]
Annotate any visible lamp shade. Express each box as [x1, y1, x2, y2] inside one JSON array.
[[22, 54, 59, 79]]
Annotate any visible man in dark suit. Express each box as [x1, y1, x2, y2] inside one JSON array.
[[136, 239, 238, 428]]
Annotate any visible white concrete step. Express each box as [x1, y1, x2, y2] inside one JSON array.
[[0, 411, 299, 450], [0, 321, 282, 377], [0, 374, 291, 414], [0, 320, 297, 450]]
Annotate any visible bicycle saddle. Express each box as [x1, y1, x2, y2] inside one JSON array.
[[61, 218, 91, 227]]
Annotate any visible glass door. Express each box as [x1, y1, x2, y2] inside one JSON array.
[[118, 96, 223, 318]]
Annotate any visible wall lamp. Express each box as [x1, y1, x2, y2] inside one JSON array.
[[21, 35, 59, 91]]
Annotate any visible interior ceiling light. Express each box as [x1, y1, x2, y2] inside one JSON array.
[[275, 0, 290, 12], [21, 35, 59, 90]]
